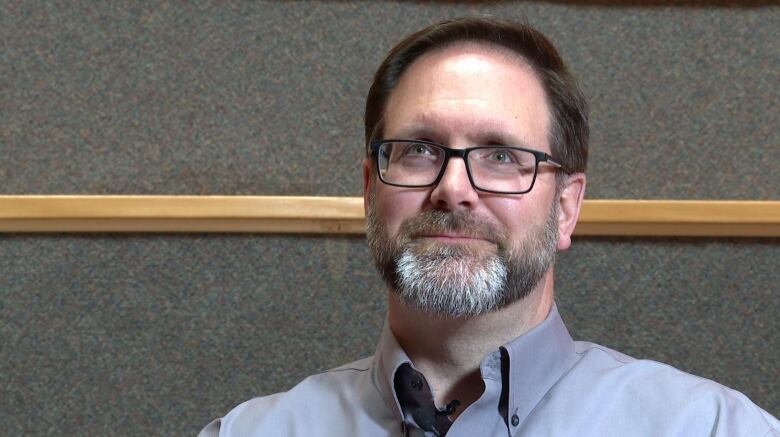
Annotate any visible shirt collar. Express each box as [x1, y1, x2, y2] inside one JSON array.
[[373, 303, 577, 432], [374, 318, 413, 429], [502, 303, 577, 429]]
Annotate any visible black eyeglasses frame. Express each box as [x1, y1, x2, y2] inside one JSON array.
[[369, 139, 566, 195]]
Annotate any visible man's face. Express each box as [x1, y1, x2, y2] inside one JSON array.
[[365, 43, 563, 317]]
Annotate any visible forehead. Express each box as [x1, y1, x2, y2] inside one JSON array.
[[383, 42, 551, 151]]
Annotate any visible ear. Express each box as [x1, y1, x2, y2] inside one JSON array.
[[363, 158, 372, 216], [556, 173, 586, 251]]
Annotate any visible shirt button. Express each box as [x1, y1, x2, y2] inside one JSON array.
[[511, 414, 519, 426], [410, 376, 423, 391]]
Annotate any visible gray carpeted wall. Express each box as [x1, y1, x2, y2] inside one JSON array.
[[1, 2, 778, 435]]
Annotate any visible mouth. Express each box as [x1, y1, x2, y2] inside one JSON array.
[[415, 233, 493, 245]]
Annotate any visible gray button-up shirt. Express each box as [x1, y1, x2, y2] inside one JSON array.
[[200, 305, 779, 436]]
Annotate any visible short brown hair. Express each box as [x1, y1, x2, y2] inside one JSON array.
[[364, 17, 588, 174]]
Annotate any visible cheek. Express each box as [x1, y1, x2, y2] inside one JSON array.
[[375, 186, 428, 236], [485, 195, 550, 239]]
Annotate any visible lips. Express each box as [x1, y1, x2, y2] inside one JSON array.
[[414, 232, 493, 243], [398, 209, 505, 247], [420, 234, 481, 239]]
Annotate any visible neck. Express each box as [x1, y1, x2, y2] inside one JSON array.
[[387, 270, 555, 417]]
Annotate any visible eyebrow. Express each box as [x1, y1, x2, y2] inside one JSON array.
[[392, 124, 537, 150], [478, 131, 536, 150]]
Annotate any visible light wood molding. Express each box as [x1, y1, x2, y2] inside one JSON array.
[[1, 196, 778, 237]]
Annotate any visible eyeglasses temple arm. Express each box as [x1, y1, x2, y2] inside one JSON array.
[[542, 155, 572, 173]]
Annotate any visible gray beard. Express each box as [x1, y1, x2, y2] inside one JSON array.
[[366, 190, 559, 317]]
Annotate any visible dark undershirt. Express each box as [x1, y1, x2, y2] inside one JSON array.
[[393, 363, 454, 436], [393, 354, 510, 436]]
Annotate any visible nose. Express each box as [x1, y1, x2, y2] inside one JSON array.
[[429, 157, 479, 211]]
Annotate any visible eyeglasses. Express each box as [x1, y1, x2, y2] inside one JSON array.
[[370, 140, 566, 194]]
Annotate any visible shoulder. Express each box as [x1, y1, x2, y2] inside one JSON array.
[[572, 340, 754, 402], [199, 357, 395, 437], [557, 341, 779, 435]]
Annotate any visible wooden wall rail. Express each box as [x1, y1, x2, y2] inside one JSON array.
[[0, 196, 778, 237]]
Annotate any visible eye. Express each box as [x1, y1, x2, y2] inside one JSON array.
[[403, 143, 434, 156], [486, 149, 516, 163]]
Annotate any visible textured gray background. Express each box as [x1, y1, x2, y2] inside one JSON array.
[[2, 1, 779, 198], [1, 1, 779, 436], [1, 236, 778, 436]]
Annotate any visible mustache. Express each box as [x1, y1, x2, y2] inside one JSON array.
[[397, 210, 509, 249]]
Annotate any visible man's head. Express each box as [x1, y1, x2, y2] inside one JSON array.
[[363, 18, 588, 317], [365, 17, 588, 176]]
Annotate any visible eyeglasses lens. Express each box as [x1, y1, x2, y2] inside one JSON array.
[[377, 141, 537, 193]]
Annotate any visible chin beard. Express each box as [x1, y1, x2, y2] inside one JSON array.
[[366, 192, 559, 318], [394, 242, 509, 316]]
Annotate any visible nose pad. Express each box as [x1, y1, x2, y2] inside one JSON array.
[[430, 158, 479, 210]]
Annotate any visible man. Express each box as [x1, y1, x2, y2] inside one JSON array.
[[201, 18, 779, 436]]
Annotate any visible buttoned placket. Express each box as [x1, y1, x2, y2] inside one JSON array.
[[375, 305, 578, 437]]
